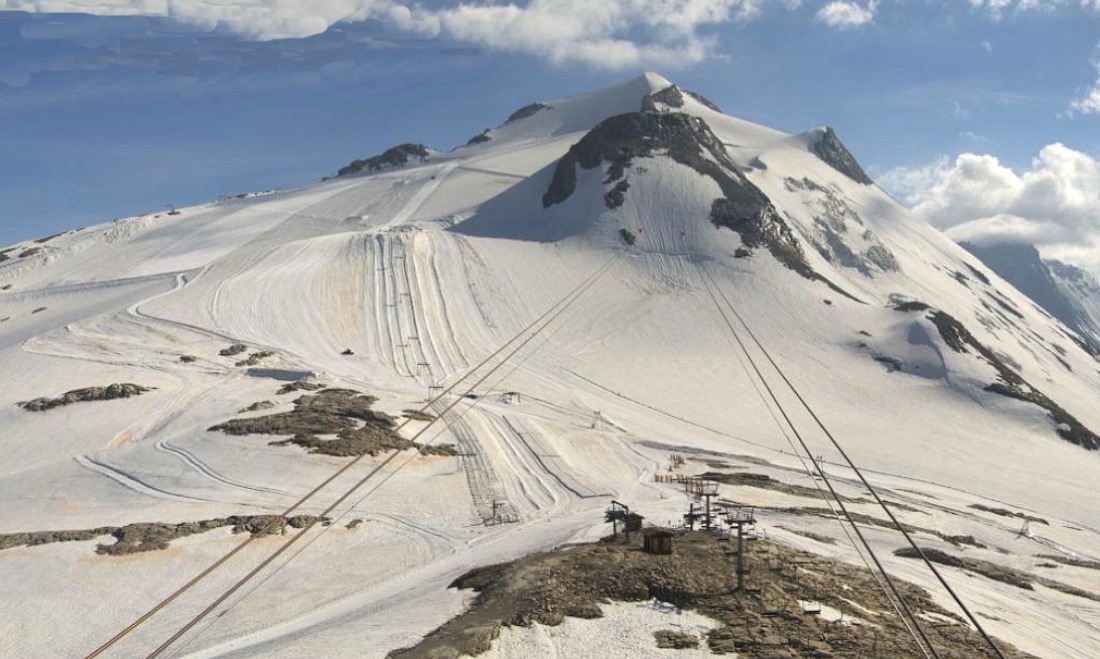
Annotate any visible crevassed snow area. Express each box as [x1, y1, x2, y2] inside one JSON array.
[[1, 74, 1099, 659]]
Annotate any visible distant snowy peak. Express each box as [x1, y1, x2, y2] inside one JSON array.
[[960, 241, 1100, 353]]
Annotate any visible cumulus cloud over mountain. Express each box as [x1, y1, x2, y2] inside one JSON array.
[[880, 143, 1100, 274]]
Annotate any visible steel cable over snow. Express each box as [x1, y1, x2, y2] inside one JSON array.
[[700, 266, 939, 659], [697, 269, 933, 659], [85, 256, 616, 659], [705, 265, 1007, 659]]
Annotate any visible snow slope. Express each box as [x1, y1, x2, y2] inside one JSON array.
[[1, 73, 1099, 658]]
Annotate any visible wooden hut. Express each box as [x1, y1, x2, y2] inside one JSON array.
[[643, 529, 675, 555]]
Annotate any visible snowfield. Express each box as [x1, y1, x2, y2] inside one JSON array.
[[1, 72, 1099, 658]]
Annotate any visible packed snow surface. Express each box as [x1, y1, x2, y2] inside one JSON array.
[[1, 73, 1099, 658]]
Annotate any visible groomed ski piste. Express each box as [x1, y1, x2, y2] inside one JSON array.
[[1, 72, 1099, 658]]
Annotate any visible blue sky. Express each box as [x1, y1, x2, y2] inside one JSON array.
[[1, 0, 1099, 261]]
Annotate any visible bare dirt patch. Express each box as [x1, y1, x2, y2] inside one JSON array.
[[392, 531, 1032, 658], [0, 515, 327, 556], [210, 388, 455, 457], [20, 383, 153, 412]]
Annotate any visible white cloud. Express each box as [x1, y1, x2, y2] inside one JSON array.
[[815, 0, 876, 28], [0, 0, 790, 69], [1070, 50, 1100, 115], [879, 144, 1100, 272], [431, 0, 762, 70], [0, 0, 400, 40]]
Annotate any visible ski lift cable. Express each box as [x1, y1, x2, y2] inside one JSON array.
[[141, 257, 618, 659], [705, 266, 1006, 659], [700, 267, 939, 659], [698, 270, 928, 653], [86, 256, 616, 659]]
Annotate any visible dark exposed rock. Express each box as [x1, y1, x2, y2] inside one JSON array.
[[335, 143, 431, 178], [604, 180, 630, 209], [277, 380, 325, 395], [654, 630, 699, 649], [809, 127, 873, 185], [0, 527, 117, 551], [784, 177, 899, 276], [179, 354, 198, 363], [1035, 554, 1100, 570], [21, 383, 153, 412], [873, 355, 904, 372], [31, 306, 46, 314], [893, 300, 930, 312], [619, 228, 637, 246], [965, 262, 992, 285], [541, 112, 857, 299], [0, 515, 326, 555], [929, 310, 1100, 449], [211, 388, 439, 457], [235, 350, 274, 367], [33, 231, 66, 244], [219, 343, 248, 357], [466, 131, 491, 145], [969, 504, 1048, 525], [895, 547, 1034, 590], [240, 400, 276, 413], [392, 531, 1031, 659], [504, 102, 548, 124], [211, 388, 392, 438], [686, 91, 721, 112], [641, 85, 685, 110], [402, 408, 436, 422], [699, 471, 869, 504], [18, 247, 42, 259]]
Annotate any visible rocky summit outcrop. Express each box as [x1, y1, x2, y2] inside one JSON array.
[[810, 127, 873, 185], [21, 383, 152, 412], [542, 111, 855, 292], [334, 143, 431, 178]]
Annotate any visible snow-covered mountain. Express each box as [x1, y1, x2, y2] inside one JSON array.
[[960, 241, 1100, 355], [2, 72, 1099, 658]]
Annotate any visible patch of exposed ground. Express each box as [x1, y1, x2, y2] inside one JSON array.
[[775, 526, 836, 545], [235, 350, 274, 367], [402, 409, 436, 422], [929, 310, 1100, 449], [700, 471, 873, 506], [219, 343, 248, 357], [240, 401, 275, 413], [654, 629, 699, 648], [0, 515, 326, 555], [895, 547, 1100, 603], [969, 504, 1049, 525], [391, 531, 1032, 658], [334, 143, 430, 177], [1034, 554, 1100, 570], [277, 381, 324, 395], [746, 504, 985, 549], [209, 388, 455, 457], [20, 383, 152, 412]]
